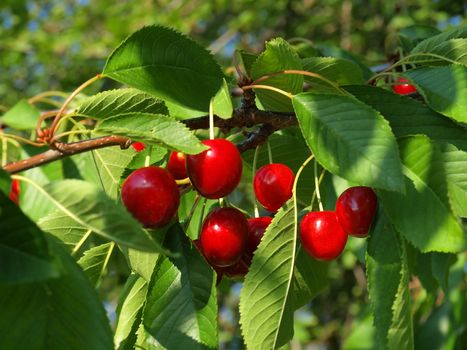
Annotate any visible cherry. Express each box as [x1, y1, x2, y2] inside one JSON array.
[[9, 179, 20, 205], [200, 207, 248, 267], [246, 216, 272, 255], [392, 77, 416, 95], [121, 166, 179, 228], [167, 151, 188, 180], [224, 257, 250, 278], [336, 186, 377, 237], [300, 211, 347, 261], [254, 163, 294, 212], [132, 142, 146, 152], [186, 139, 242, 199]]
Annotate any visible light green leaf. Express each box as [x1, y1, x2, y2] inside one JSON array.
[[97, 113, 207, 154], [0, 192, 60, 284], [0, 99, 40, 130], [142, 225, 218, 349], [0, 237, 114, 350], [76, 88, 168, 119], [240, 199, 296, 350], [103, 25, 223, 111], [115, 274, 148, 350], [39, 210, 90, 248], [292, 92, 404, 192], [302, 56, 364, 86], [404, 65, 467, 123], [251, 38, 303, 112], [78, 243, 114, 287], [40, 179, 162, 252], [379, 137, 466, 253], [345, 85, 467, 151], [366, 212, 403, 350], [212, 78, 233, 119]]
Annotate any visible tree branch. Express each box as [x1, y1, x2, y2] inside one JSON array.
[[3, 108, 298, 174]]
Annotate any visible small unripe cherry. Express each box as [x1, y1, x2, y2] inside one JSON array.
[[200, 207, 248, 267], [254, 163, 294, 212], [300, 211, 348, 261], [186, 139, 242, 199], [132, 142, 146, 152], [246, 216, 272, 255], [392, 77, 416, 95], [336, 186, 377, 237], [167, 151, 188, 180], [121, 166, 179, 228]]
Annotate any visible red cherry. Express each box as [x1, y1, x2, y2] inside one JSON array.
[[392, 77, 417, 95], [224, 257, 250, 278], [121, 166, 179, 228], [186, 139, 242, 199], [200, 207, 248, 267], [336, 186, 377, 237], [254, 163, 294, 212], [132, 142, 146, 152], [9, 179, 20, 205], [246, 217, 272, 254], [300, 211, 348, 261], [167, 151, 188, 180]]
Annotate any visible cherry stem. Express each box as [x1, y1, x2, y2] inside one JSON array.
[[314, 160, 324, 211], [310, 168, 325, 209], [242, 84, 293, 99], [209, 99, 215, 140], [175, 177, 191, 185], [267, 140, 273, 164], [47, 74, 102, 140], [252, 145, 260, 218], [1, 138, 7, 167], [72, 229, 93, 256], [28, 90, 68, 105], [196, 198, 208, 239], [183, 194, 201, 232], [53, 129, 92, 141], [0, 133, 44, 147]]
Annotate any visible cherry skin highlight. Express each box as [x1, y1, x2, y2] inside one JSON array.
[[200, 207, 248, 267], [167, 151, 188, 180], [186, 139, 242, 199], [392, 77, 417, 95], [336, 186, 377, 237], [246, 216, 272, 255], [132, 142, 146, 152], [300, 211, 348, 261], [121, 166, 180, 228], [254, 163, 294, 212]]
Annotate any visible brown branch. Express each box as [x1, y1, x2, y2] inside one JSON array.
[[3, 108, 298, 174]]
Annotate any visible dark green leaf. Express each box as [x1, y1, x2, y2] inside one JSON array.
[[302, 57, 364, 86], [97, 113, 207, 154], [103, 25, 223, 111], [0, 99, 40, 130], [292, 92, 404, 192], [0, 168, 11, 195]]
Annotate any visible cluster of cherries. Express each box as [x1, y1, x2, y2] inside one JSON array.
[[122, 138, 377, 280]]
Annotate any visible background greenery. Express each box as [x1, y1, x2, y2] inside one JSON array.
[[1, 1, 465, 349]]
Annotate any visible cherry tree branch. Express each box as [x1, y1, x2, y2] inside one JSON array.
[[3, 108, 298, 174]]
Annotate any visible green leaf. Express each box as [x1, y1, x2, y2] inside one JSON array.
[[77, 242, 114, 287], [39, 210, 91, 248], [411, 39, 467, 66], [178, 191, 219, 240], [0, 237, 114, 350], [0, 192, 60, 284], [235, 49, 258, 78], [142, 225, 218, 349], [387, 238, 414, 350], [251, 38, 303, 112], [404, 65, 467, 124], [103, 25, 223, 111], [40, 179, 162, 252], [240, 199, 296, 349], [345, 85, 467, 151], [292, 93, 404, 192], [431, 252, 455, 293], [379, 137, 466, 253], [97, 113, 207, 154], [366, 212, 403, 350], [115, 274, 148, 350], [211, 78, 233, 119], [0, 99, 40, 130], [76, 88, 169, 119], [0, 168, 11, 195], [302, 57, 364, 86]]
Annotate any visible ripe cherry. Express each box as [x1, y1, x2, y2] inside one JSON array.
[[132, 142, 146, 152], [300, 211, 348, 261], [167, 151, 188, 180], [224, 257, 250, 279], [392, 77, 416, 95], [200, 207, 248, 267], [186, 139, 242, 199], [246, 217, 272, 255], [254, 163, 294, 212], [9, 179, 20, 205], [336, 186, 377, 237], [121, 166, 179, 228]]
